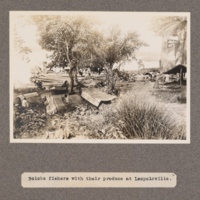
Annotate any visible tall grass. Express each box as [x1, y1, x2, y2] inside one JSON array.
[[112, 91, 186, 139], [67, 88, 186, 140]]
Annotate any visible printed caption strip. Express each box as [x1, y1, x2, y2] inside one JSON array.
[[22, 172, 176, 188]]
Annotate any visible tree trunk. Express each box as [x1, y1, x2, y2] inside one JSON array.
[[105, 64, 117, 94], [175, 29, 187, 65], [107, 67, 114, 94], [180, 66, 183, 87]]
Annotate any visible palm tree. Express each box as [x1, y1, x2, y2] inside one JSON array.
[[153, 16, 188, 86], [97, 28, 147, 94]]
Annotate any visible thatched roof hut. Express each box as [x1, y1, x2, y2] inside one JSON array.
[[163, 64, 187, 74]]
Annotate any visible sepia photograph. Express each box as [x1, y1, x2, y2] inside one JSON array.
[[10, 11, 190, 143]]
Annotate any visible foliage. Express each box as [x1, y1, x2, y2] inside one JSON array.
[[153, 16, 187, 36], [137, 59, 145, 69], [96, 27, 147, 93], [80, 88, 186, 140], [32, 15, 102, 67], [32, 16, 147, 93], [99, 28, 147, 66], [138, 67, 160, 74], [112, 91, 186, 139], [14, 27, 32, 62], [152, 16, 187, 70]]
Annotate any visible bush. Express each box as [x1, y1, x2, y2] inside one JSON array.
[[177, 92, 186, 104], [112, 91, 186, 139]]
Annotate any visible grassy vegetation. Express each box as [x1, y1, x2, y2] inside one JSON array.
[[110, 90, 186, 139], [151, 88, 186, 104], [14, 78, 187, 140], [76, 87, 186, 140]]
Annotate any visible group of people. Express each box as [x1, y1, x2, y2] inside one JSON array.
[[34, 59, 101, 96]]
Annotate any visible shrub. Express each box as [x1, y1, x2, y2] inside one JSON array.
[[112, 91, 186, 139], [177, 92, 186, 104]]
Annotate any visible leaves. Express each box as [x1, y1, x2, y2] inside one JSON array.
[[14, 27, 32, 62], [98, 28, 147, 67], [32, 15, 96, 67], [32, 15, 147, 69], [152, 16, 187, 68], [152, 16, 187, 37], [32, 15, 147, 93]]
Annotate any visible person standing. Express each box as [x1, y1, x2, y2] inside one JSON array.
[[68, 59, 79, 94], [22, 97, 29, 108], [34, 79, 45, 90], [62, 80, 69, 90]]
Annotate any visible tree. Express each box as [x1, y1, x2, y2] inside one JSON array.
[[14, 27, 32, 62], [137, 59, 145, 69], [32, 15, 110, 94], [32, 15, 99, 68], [94, 27, 147, 93], [152, 16, 187, 87], [33, 16, 147, 93], [153, 16, 187, 68]]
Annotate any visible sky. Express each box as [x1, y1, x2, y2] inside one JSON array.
[[10, 12, 188, 82]]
